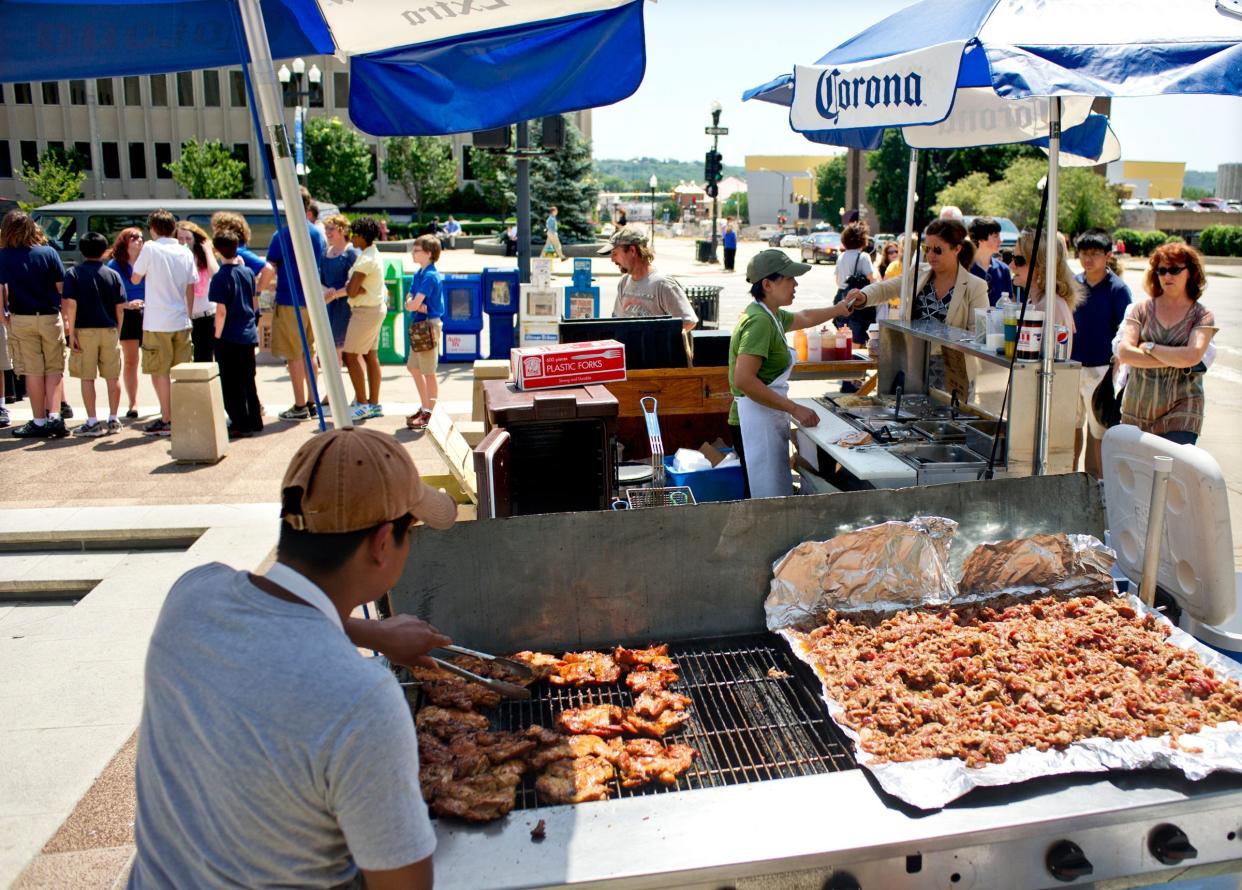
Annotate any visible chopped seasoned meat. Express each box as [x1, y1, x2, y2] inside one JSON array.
[[531, 819, 547, 840], [557, 703, 628, 737], [525, 724, 563, 746], [792, 594, 1242, 768], [625, 669, 680, 694], [618, 740, 698, 788], [529, 733, 624, 769], [415, 706, 489, 739], [418, 731, 488, 780], [535, 755, 616, 804], [622, 707, 691, 738], [447, 731, 537, 767], [767, 668, 791, 680], [418, 763, 456, 802], [430, 770, 521, 822], [511, 651, 565, 681], [550, 651, 622, 686], [632, 690, 692, 719], [614, 644, 678, 673]]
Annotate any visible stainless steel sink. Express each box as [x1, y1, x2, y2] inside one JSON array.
[[911, 420, 966, 441], [890, 444, 985, 465]]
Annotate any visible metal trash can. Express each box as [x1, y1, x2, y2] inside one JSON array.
[[695, 239, 712, 263], [684, 285, 722, 330]]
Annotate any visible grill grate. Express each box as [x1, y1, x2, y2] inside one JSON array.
[[416, 634, 857, 812]]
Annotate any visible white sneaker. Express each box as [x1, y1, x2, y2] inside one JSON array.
[[350, 403, 371, 421]]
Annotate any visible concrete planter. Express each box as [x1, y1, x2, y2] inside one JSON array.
[[473, 238, 607, 257]]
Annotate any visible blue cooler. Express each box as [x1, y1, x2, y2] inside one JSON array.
[[441, 273, 484, 362], [663, 449, 745, 503], [482, 268, 519, 360]]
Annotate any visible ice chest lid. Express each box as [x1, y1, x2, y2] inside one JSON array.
[[1102, 425, 1235, 627], [169, 362, 218, 381], [483, 380, 618, 424]]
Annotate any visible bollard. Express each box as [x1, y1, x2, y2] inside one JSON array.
[[169, 361, 229, 464], [1138, 455, 1174, 607]]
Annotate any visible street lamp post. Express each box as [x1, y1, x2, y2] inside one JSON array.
[[707, 100, 723, 263], [277, 57, 322, 185], [649, 174, 658, 248]]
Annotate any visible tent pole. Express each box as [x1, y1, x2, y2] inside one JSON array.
[[236, 0, 351, 429], [516, 121, 532, 284], [899, 148, 919, 319], [1035, 97, 1061, 474]]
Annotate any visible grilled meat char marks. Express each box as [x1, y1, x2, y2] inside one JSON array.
[[535, 755, 617, 804], [626, 669, 680, 694], [632, 690, 692, 718], [511, 650, 565, 681], [415, 706, 490, 739], [557, 703, 628, 738], [549, 651, 622, 686], [614, 644, 679, 673], [618, 740, 698, 788], [621, 708, 691, 738]]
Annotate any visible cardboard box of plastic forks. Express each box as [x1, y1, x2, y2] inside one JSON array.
[[511, 339, 627, 391]]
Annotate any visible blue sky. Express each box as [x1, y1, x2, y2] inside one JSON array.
[[591, 0, 1242, 174]]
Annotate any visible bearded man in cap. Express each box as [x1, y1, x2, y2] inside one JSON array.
[[130, 427, 457, 890], [600, 226, 698, 331]]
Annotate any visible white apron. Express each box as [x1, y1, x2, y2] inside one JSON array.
[[737, 305, 796, 499]]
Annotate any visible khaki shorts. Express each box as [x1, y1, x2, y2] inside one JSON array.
[[69, 327, 121, 380], [342, 304, 385, 355], [141, 329, 192, 376], [1076, 364, 1109, 438], [407, 319, 442, 375], [9, 313, 66, 377], [271, 305, 316, 362]]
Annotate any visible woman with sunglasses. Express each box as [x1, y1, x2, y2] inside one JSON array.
[[878, 240, 901, 279], [106, 227, 146, 419], [1007, 230, 1084, 358], [1115, 244, 1217, 445]]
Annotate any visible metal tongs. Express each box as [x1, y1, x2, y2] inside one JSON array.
[[404, 644, 534, 700]]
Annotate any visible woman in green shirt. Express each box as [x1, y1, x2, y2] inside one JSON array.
[[730, 250, 859, 498]]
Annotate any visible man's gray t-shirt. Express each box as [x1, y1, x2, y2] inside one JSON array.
[[129, 563, 435, 889], [612, 269, 698, 325]]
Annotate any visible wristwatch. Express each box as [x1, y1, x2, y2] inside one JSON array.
[[1141, 341, 1156, 355]]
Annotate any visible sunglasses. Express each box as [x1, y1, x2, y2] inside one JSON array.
[[1010, 255, 1027, 268], [1156, 265, 1186, 276], [922, 245, 947, 256]]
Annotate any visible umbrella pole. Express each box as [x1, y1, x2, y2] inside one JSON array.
[[235, 0, 352, 430], [1035, 97, 1061, 474], [899, 149, 919, 319]]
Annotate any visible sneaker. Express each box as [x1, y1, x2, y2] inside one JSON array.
[[11, 420, 50, 439], [142, 418, 172, 436], [60, 401, 74, 419], [106, 419, 122, 434], [74, 420, 106, 437], [367, 403, 384, 418], [278, 405, 311, 421], [125, 408, 139, 420], [350, 402, 372, 421], [0, 407, 8, 428], [45, 418, 68, 438]]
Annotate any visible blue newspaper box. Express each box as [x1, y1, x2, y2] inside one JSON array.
[[482, 268, 520, 360], [441, 273, 484, 362], [564, 285, 600, 320]]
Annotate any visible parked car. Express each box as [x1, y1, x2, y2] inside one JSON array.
[[812, 222, 836, 233], [779, 233, 803, 248], [1197, 197, 1230, 212], [963, 215, 1020, 248], [767, 227, 796, 247], [801, 231, 843, 264]]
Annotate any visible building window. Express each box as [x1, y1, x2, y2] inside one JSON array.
[[203, 70, 221, 107], [155, 143, 172, 179], [20, 141, 39, 170], [129, 142, 147, 179], [74, 141, 92, 171], [229, 70, 247, 107], [149, 75, 167, 107], [42, 82, 60, 105], [176, 72, 194, 106], [309, 80, 324, 108], [14, 83, 33, 104], [46, 141, 65, 158], [282, 80, 297, 109], [102, 142, 121, 179], [69, 79, 88, 105], [0, 143, 11, 179], [96, 78, 114, 106], [333, 72, 349, 108], [123, 76, 141, 106], [231, 142, 251, 172]]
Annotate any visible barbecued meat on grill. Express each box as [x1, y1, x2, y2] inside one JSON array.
[[557, 704, 627, 737], [447, 731, 538, 766], [415, 706, 490, 739], [614, 645, 678, 673], [632, 690, 692, 718], [625, 669, 680, 694], [617, 740, 698, 788], [430, 770, 522, 821], [535, 755, 616, 804], [420, 678, 503, 710], [530, 733, 624, 769], [511, 651, 565, 681], [550, 651, 622, 686], [525, 724, 563, 746], [622, 707, 691, 738], [447, 654, 534, 686], [794, 595, 1242, 768]]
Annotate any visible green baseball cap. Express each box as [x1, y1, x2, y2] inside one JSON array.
[[746, 249, 812, 283], [597, 225, 649, 255]]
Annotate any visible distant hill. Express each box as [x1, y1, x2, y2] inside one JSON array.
[[595, 157, 745, 190], [1185, 169, 1216, 192]]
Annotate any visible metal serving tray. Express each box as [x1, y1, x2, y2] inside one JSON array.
[[911, 420, 967, 442]]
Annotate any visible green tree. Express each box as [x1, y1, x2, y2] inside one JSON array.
[[383, 135, 456, 220], [980, 157, 1046, 229], [1058, 168, 1121, 237], [1182, 185, 1211, 201], [305, 116, 375, 208], [814, 155, 847, 226], [467, 148, 516, 218], [865, 131, 914, 232], [530, 116, 598, 242], [165, 138, 246, 199], [17, 149, 86, 210], [934, 171, 992, 216], [722, 192, 749, 224]]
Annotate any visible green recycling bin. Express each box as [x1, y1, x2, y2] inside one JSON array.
[[377, 311, 407, 365]]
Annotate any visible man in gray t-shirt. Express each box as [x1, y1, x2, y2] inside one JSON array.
[[130, 428, 459, 890], [600, 226, 697, 331]]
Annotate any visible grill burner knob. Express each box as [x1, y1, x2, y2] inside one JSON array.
[[1047, 840, 1093, 882], [823, 872, 861, 890], [1150, 824, 1198, 865]]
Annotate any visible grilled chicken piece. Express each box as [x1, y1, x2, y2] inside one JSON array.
[[447, 731, 537, 766], [535, 755, 616, 804], [618, 740, 698, 788], [529, 733, 624, 769], [632, 690, 692, 718], [415, 706, 489, 739], [550, 651, 622, 686], [421, 679, 503, 710], [447, 654, 535, 687], [625, 669, 680, 694], [614, 645, 678, 673], [418, 731, 490, 779], [511, 650, 565, 681], [557, 703, 627, 737], [430, 770, 521, 822], [525, 724, 563, 746], [622, 707, 691, 738]]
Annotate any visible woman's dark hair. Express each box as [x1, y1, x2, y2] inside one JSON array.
[[1145, 243, 1207, 301], [841, 221, 869, 251], [277, 513, 416, 574], [750, 273, 783, 300], [924, 218, 974, 270], [352, 216, 381, 246], [0, 210, 47, 249], [107, 226, 142, 266]]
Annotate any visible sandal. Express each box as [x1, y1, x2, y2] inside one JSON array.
[[405, 409, 431, 430]]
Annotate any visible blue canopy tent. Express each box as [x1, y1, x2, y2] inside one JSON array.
[[745, 0, 1242, 472], [0, 0, 648, 428]]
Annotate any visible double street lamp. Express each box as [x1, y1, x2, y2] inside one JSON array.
[[277, 57, 322, 182]]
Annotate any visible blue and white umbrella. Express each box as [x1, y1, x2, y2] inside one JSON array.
[[745, 0, 1242, 473]]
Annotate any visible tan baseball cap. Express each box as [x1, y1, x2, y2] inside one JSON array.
[[597, 225, 649, 254], [280, 427, 457, 533]]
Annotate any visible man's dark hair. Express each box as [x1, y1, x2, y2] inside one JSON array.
[[299, 185, 312, 213], [1075, 228, 1113, 253], [352, 216, 381, 246], [147, 209, 176, 237], [277, 513, 416, 574], [750, 273, 783, 300], [307, 200, 320, 222], [841, 221, 869, 250], [968, 216, 1000, 242], [213, 231, 239, 259], [79, 231, 108, 260]]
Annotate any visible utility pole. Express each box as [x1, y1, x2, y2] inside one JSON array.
[[515, 121, 531, 284], [704, 100, 727, 264]]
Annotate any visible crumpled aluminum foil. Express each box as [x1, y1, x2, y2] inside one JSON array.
[[779, 594, 1242, 810], [765, 517, 958, 630], [958, 533, 1117, 598]]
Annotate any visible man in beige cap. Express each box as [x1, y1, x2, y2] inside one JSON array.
[[599, 226, 698, 331], [130, 427, 457, 890]]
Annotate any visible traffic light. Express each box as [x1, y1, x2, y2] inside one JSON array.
[[704, 150, 723, 184]]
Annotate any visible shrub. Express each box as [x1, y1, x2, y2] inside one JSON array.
[[1199, 225, 1242, 257], [1112, 228, 1168, 256]]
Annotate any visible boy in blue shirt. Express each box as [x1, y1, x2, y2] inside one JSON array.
[[63, 232, 126, 436], [211, 231, 263, 439], [403, 236, 444, 431]]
